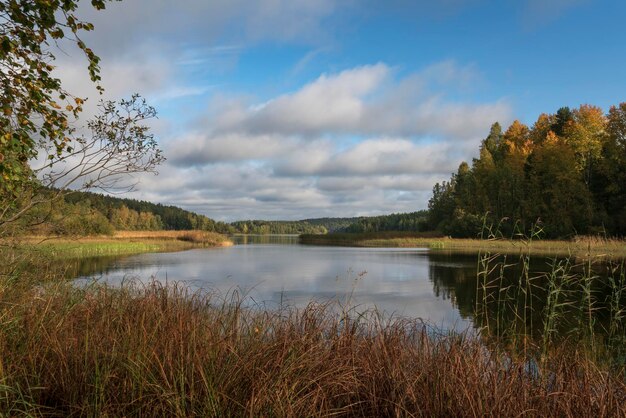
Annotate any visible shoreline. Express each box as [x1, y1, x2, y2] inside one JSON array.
[[7, 230, 233, 260], [299, 232, 626, 259]]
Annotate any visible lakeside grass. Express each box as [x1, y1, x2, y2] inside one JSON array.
[[0, 277, 624, 416], [300, 232, 626, 259], [13, 230, 232, 260]]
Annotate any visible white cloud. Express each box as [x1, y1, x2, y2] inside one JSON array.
[[234, 64, 390, 135], [275, 138, 455, 177], [212, 62, 511, 140]]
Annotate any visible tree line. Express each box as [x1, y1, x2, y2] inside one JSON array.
[[428, 103, 626, 238], [26, 190, 434, 237], [22, 191, 357, 236], [230, 220, 327, 235], [341, 211, 429, 233]]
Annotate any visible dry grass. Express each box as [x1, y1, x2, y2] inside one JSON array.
[[113, 230, 232, 246], [300, 233, 626, 259], [6, 230, 232, 260], [0, 277, 624, 417]]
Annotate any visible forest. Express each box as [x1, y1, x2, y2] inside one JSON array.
[[428, 103, 626, 238], [17, 190, 234, 235], [341, 211, 429, 233], [230, 220, 328, 235]]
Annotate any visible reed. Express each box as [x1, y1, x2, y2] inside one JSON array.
[[112, 230, 231, 246], [473, 232, 626, 371], [0, 270, 624, 416], [6, 230, 232, 261], [300, 232, 626, 259]]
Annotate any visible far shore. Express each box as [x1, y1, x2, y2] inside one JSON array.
[[7, 230, 233, 260], [299, 232, 626, 259], [6, 230, 626, 260]]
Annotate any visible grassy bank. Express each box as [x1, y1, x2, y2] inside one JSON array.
[[16, 230, 232, 259], [0, 278, 624, 416], [300, 232, 626, 258]]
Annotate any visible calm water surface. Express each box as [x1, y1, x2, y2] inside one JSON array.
[[73, 235, 626, 344], [76, 235, 480, 331]]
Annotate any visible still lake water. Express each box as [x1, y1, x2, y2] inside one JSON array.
[[74, 235, 625, 337], [76, 235, 482, 331]]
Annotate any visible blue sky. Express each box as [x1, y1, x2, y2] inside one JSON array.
[[55, 0, 626, 221]]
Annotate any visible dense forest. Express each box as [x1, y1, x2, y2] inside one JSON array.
[[301, 218, 361, 233], [19, 191, 234, 235], [341, 211, 429, 233], [428, 103, 626, 238], [230, 220, 327, 235], [231, 214, 431, 235], [63, 191, 233, 233], [45, 190, 431, 236]]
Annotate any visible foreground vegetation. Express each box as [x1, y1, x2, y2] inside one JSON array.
[[0, 275, 623, 416]]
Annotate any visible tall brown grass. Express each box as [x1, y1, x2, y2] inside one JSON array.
[[300, 232, 626, 259], [0, 277, 624, 417], [113, 230, 232, 246]]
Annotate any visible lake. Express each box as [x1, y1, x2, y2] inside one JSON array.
[[74, 235, 625, 338]]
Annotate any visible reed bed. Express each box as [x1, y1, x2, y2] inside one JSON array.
[[300, 233, 626, 259], [6, 230, 232, 261], [113, 230, 232, 246], [0, 276, 624, 417]]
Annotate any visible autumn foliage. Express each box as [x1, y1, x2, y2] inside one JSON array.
[[429, 103, 626, 238]]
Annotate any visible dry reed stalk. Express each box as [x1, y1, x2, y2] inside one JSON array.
[[0, 278, 624, 417]]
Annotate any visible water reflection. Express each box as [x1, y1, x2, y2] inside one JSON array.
[[75, 236, 471, 331], [72, 236, 625, 339]]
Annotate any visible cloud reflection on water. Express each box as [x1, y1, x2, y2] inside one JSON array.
[[76, 238, 473, 332]]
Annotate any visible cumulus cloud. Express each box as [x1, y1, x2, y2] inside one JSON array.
[[275, 139, 455, 177], [243, 64, 389, 135], [55, 52, 172, 102], [209, 62, 511, 140], [133, 161, 438, 221]]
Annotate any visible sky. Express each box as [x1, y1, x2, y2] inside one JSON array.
[[53, 0, 626, 221]]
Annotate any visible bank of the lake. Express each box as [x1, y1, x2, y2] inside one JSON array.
[[300, 231, 626, 258], [13, 230, 232, 260]]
